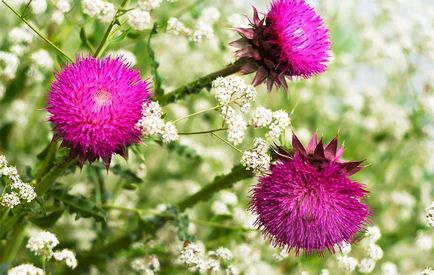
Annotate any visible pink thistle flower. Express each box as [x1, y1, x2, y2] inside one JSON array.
[[231, 0, 331, 91], [250, 134, 369, 254], [47, 56, 150, 168]]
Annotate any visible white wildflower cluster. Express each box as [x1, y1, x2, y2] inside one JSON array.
[[28, 50, 54, 83], [7, 264, 44, 275], [165, 12, 215, 43], [51, 0, 71, 24], [108, 49, 137, 66], [30, 0, 47, 14], [0, 155, 36, 208], [426, 202, 434, 227], [167, 17, 191, 36], [381, 262, 399, 275], [271, 249, 288, 262], [241, 138, 271, 174], [0, 51, 20, 80], [81, 0, 116, 23], [211, 76, 257, 145], [53, 249, 78, 269], [337, 255, 358, 273], [223, 106, 247, 145], [26, 231, 77, 269], [210, 191, 238, 216], [127, 9, 152, 31], [265, 110, 290, 140], [420, 268, 434, 275], [26, 231, 60, 257], [131, 255, 160, 274], [8, 25, 35, 56], [138, 0, 162, 11], [136, 102, 179, 143], [357, 226, 383, 273], [335, 226, 383, 274], [249, 107, 290, 140], [178, 242, 235, 274]]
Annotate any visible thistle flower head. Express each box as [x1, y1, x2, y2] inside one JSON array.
[[231, 0, 330, 91], [47, 56, 150, 168], [250, 133, 369, 254]]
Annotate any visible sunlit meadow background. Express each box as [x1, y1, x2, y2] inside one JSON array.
[[0, 0, 433, 274]]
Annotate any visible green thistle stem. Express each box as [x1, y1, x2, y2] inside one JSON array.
[[158, 59, 248, 106], [178, 128, 228, 136], [93, 0, 129, 58], [176, 164, 253, 211], [35, 156, 78, 197]]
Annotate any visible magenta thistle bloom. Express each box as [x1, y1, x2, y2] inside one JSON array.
[[231, 0, 331, 91], [250, 134, 369, 254], [47, 56, 150, 168]]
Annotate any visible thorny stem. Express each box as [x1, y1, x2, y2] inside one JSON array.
[[158, 59, 248, 106], [1, 0, 73, 62], [93, 0, 129, 57]]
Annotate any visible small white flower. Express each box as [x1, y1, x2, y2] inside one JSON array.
[[337, 255, 358, 273], [338, 242, 352, 254], [241, 138, 270, 174], [250, 107, 273, 128], [219, 191, 237, 206], [190, 22, 214, 43], [266, 110, 290, 140], [81, 0, 105, 17], [0, 51, 20, 79], [8, 26, 34, 45], [26, 231, 59, 257], [30, 0, 47, 14], [366, 244, 383, 260], [205, 259, 220, 272], [11, 182, 37, 203], [161, 122, 179, 143], [199, 7, 220, 24], [8, 264, 44, 275], [381, 262, 398, 275], [365, 226, 381, 243], [137, 116, 165, 136], [1, 192, 21, 208], [211, 201, 230, 215], [419, 268, 434, 275], [127, 9, 152, 31], [210, 247, 233, 261], [359, 258, 376, 274], [52, 0, 71, 13], [178, 243, 205, 270], [30, 50, 53, 70], [138, 0, 163, 10], [167, 17, 191, 36], [226, 265, 240, 275], [53, 249, 78, 269], [98, 2, 116, 22]]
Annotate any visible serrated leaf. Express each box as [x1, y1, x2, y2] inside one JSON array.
[[50, 186, 107, 222]]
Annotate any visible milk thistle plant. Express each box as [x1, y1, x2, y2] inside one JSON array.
[[0, 0, 433, 274]]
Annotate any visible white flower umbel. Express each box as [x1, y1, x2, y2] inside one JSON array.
[[359, 258, 376, 274], [8, 264, 44, 275], [138, 0, 163, 11], [167, 18, 191, 36], [266, 110, 290, 140], [11, 182, 37, 203], [366, 243, 383, 260], [212, 76, 256, 107], [222, 106, 246, 145], [52, 0, 71, 13], [30, 0, 47, 14], [209, 247, 233, 262], [381, 262, 398, 275], [241, 138, 271, 174], [109, 49, 137, 66], [1, 192, 21, 208], [419, 268, 434, 275], [31, 50, 53, 70], [250, 107, 273, 128], [81, 0, 104, 16], [426, 202, 434, 227], [365, 226, 381, 243], [337, 255, 358, 273], [98, 1, 116, 22], [26, 231, 59, 258], [53, 249, 78, 269], [161, 122, 179, 143], [136, 102, 178, 143], [190, 22, 214, 43], [127, 9, 152, 31], [0, 51, 20, 79], [178, 243, 205, 271]]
